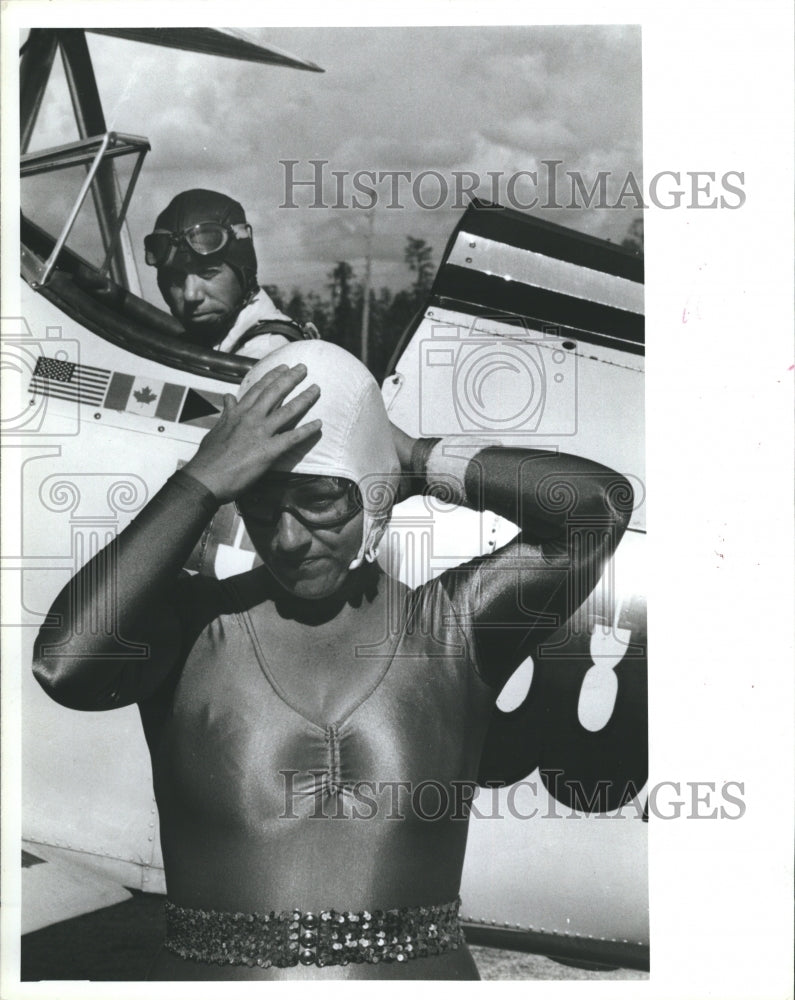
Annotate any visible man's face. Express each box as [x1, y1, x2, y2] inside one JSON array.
[[238, 475, 365, 600], [157, 259, 243, 346]]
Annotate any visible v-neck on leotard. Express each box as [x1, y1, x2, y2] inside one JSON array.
[[139, 565, 497, 926]]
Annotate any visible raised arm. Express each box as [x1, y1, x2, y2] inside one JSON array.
[[33, 364, 322, 710], [392, 427, 634, 688]]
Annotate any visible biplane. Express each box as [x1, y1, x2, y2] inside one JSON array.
[[7, 26, 648, 976]]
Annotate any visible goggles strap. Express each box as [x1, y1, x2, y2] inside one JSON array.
[[235, 496, 360, 530]]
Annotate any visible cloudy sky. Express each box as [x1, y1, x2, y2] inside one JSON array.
[[26, 24, 642, 304]]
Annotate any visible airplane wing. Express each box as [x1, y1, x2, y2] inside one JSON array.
[[85, 27, 324, 72], [22, 844, 132, 934]]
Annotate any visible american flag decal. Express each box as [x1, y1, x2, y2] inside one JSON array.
[[30, 357, 111, 407]]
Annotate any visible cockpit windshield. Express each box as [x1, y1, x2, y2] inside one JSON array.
[[18, 27, 323, 382], [21, 132, 149, 290]]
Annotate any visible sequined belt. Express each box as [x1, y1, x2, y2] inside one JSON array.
[[164, 897, 464, 969]]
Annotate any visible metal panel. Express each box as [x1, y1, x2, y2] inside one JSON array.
[[443, 200, 643, 282], [383, 306, 645, 531], [460, 779, 648, 948], [447, 231, 645, 315]]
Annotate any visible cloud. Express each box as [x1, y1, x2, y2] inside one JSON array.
[[24, 25, 643, 299], [481, 117, 579, 153]]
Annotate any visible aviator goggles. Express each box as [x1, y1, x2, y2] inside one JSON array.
[[144, 221, 252, 268], [235, 479, 362, 530]]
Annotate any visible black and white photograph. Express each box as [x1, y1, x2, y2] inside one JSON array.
[[1, 3, 792, 996]]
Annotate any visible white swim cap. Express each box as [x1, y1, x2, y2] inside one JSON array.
[[238, 341, 400, 569]]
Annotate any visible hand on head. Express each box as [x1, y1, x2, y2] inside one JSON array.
[[222, 340, 401, 579], [183, 364, 321, 503]]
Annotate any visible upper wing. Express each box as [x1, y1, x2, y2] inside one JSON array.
[[86, 27, 323, 72]]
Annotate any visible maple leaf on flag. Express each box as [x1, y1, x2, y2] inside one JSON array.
[[133, 386, 157, 405]]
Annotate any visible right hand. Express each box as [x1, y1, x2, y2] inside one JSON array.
[[183, 363, 321, 502]]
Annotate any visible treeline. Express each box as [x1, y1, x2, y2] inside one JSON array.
[[264, 236, 435, 382], [265, 218, 643, 382]]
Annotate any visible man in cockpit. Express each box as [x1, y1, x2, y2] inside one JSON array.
[[144, 189, 317, 359]]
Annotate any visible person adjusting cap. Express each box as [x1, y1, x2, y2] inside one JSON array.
[[239, 341, 400, 569]]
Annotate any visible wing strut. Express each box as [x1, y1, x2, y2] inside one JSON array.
[[19, 29, 59, 154], [58, 30, 128, 287]]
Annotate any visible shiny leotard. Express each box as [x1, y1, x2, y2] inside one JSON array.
[[34, 455, 631, 981], [142, 564, 496, 980]]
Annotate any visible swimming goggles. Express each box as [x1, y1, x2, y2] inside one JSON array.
[[144, 221, 252, 268], [235, 480, 362, 530]]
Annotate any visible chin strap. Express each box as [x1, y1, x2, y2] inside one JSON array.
[[348, 519, 389, 571]]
